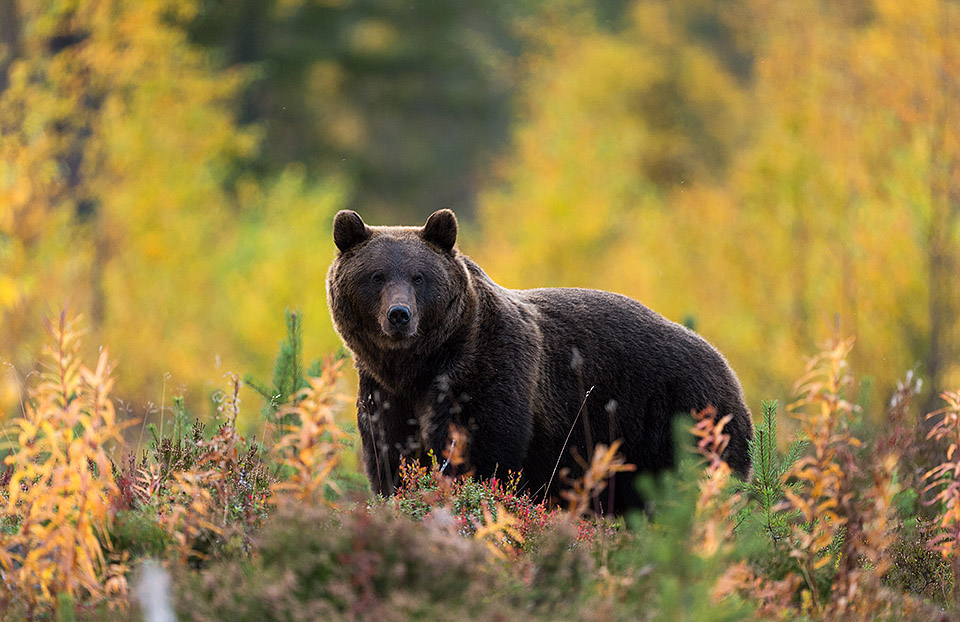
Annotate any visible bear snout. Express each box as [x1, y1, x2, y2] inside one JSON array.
[[381, 305, 418, 338], [388, 305, 411, 327], [380, 289, 419, 338]]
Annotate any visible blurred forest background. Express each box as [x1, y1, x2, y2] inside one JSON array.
[[1, 0, 958, 432]]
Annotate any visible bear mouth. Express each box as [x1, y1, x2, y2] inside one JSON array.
[[376, 333, 418, 351], [380, 323, 419, 344]]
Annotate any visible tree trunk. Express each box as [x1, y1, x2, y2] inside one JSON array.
[[0, 0, 21, 93], [924, 7, 960, 416]]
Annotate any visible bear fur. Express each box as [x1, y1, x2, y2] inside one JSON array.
[[326, 208, 754, 512]]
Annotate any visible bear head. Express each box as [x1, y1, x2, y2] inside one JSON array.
[[326, 209, 472, 356]]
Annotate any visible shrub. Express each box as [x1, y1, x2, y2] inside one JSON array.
[[0, 314, 129, 615], [173, 502, 505, 622]]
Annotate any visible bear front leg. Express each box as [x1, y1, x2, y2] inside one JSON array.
[[357, 373, 400, 496], [355, 374, 418, 496], [356, 398, 392, 496]]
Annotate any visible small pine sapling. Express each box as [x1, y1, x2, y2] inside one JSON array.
[[700, 406, 807, 616], [246, 309, 327, 438], [172, 395, 191, 447], [738, 400, 807, 550]]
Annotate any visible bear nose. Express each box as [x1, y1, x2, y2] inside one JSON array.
[[388, 305, 411, 327]]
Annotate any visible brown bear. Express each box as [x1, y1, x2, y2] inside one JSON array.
[[326, 208, 754, 512]]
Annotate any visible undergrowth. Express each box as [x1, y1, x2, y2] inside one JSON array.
[[0, 314, 958, 621]]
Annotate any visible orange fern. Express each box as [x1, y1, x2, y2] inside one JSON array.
[[0, 314, 128, 613], [922, 389, 960, 607], [270, 358, 348, 504], [691, 407, 742, 558], [784, 336, 859, 613], [473, 502, 524, 559], [560, 440, 636, 516]]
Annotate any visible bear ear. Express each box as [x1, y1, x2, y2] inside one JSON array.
[[422, 208, 458, 252], [333, 210, 371, 253]]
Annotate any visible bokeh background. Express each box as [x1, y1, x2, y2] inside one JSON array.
[[1, 0, 958, 432]]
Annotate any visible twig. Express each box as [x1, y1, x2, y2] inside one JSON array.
[[542, 386, 594, 502], [440, 437, 457, 474]]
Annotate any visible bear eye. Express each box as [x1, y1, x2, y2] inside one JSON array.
[[412, 274, 424, 285], [371, 273, 384, 285]]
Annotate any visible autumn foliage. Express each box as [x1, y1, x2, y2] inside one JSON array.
[[923, 390, 960, 605], [2, 0, 958, 435], [0, 314, 127, 613], [269, 360, 348, 504]]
